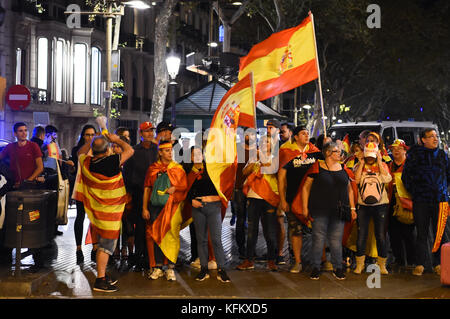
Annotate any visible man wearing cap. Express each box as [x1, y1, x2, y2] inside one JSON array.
[[402, 128, 450, 276], [122, 121, 159, 270], [387, 139, 416, 270], [278, 126, 321, 273], [156, 121, 175, 144]]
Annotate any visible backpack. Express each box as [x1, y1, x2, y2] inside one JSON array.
[[359, 173, 384, 205], [150, 172, 171, 207]]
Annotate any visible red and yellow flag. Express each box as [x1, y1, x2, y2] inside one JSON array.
[[205, 73, 256, 207], [73, 155, 127, 240], [342, 134, 350, 154], [145, 160, 189, 264], [239, 14, 318, 102]]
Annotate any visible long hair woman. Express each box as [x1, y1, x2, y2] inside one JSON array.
[[71, 124, 97, 264]]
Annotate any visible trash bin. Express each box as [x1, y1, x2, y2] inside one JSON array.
[[3, 189, 58, 249]]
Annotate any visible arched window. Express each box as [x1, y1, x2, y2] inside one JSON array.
[[37, 38, 48, 90], [91, 47, 102, 105], [55, 39, 64, 102], [73, 43, 87, 104]]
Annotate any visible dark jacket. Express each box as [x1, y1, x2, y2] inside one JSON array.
[[122, 142, 158, 190], [402, 144, 450, 203]]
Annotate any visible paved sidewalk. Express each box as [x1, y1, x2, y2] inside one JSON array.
[[1, 205, 450, 299]]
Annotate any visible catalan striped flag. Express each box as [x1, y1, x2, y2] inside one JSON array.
[[205, 72, 256, 207], [73, 155, 126, 239], [238, 14, 318, 102]]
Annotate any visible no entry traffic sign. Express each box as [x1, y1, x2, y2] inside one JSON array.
[[6, 85, 31, 111]]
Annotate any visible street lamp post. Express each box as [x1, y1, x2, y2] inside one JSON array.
[[166, 53, 180, 126], [65, 0, 152, 131]]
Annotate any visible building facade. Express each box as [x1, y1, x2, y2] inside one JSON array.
[[0, 0, 215, 150]]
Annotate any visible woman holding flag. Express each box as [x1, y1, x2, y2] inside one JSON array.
[[237, 136, 280, 272]]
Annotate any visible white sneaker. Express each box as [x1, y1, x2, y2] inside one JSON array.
[[149, 267, 164, 280], [165, 268, 177, 281], [190, 257, 201, 269], [208, 260, 217, 270]]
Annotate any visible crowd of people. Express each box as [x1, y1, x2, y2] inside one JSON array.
[[0, 118, 449, 293]]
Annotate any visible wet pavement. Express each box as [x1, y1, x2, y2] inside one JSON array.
[[1, 205, 450, 300]]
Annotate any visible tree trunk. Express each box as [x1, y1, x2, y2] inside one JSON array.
[[149, 0, 178, 125]]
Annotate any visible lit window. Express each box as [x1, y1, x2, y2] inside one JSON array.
[[73, 43, 87, 104], [55, 40, 64, 102], [37, 38, 48, 90], [91, 47, 102, 105], [15, 48, 22, 85]]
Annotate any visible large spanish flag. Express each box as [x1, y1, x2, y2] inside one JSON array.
[[238, 14, 318, 102], [205, 73, 256, 207], [73, 154, 127, 240], [145, 160, 189, 264]]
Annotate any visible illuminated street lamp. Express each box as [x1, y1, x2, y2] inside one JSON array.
[[166, 52, 181, 126]]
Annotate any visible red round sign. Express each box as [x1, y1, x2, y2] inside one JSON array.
[[6, 85, 31, 111]]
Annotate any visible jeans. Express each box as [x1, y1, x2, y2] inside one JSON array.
[[311, 212, 345, 269], [192, 201, 226, 269], [232, 189, 247, 256], [356, 204, 388, 258], [246, 198, 277, 261], [413, 201, 448, 267]]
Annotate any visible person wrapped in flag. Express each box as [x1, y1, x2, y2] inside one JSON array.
[[73, 133, 134, 292], [143, 140, 188, 282], [237, 135, 280, 272], [278, 126, 321, 273]]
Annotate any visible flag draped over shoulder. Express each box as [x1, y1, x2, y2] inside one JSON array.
[[73, 154, 126, 240], [205, 73, 256, 207], [146, 160, 188, 264], [243, 163, 280, 208], [279, 140, 319, 169], [238, 14, 318, 102], [290, 160, 358, 244]]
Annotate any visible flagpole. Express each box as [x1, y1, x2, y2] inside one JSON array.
[[309, 11, 327, 138], [250, 72, 257, 128]]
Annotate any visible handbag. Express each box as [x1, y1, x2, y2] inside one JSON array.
[[325, 162, 352, 222]]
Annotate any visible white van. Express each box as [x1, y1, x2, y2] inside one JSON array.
[[328, 121, 439, 147]]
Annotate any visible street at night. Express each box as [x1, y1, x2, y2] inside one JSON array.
[[0, 0, 449, 309]]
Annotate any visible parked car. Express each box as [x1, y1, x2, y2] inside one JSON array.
[[328, 121, 439, 147]]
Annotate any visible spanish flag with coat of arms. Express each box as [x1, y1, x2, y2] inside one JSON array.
[[238, 13, 318, 102], [205, 72, 256, 207]]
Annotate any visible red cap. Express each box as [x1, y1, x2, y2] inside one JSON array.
[[139, 121, 154, 131]]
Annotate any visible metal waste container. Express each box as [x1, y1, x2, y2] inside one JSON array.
[[4, 189, 58, 249]]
